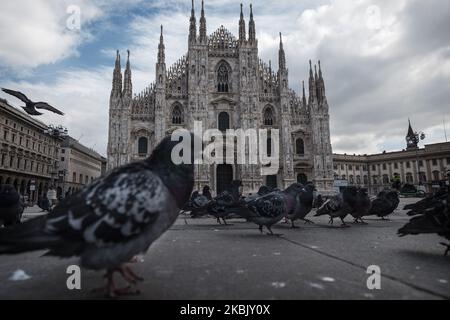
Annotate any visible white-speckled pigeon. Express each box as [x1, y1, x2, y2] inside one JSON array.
[[0, 134, 197, 297], [235, 183, 304, 235], [314, 187, 358, 227]]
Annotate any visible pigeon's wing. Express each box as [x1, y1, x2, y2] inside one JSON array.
[[23, 106, 43, 116], [34, 102, 64, 115], [45, 167, 167, 246], [248, 193, 285, 218], [1, 88, 31, 103], [369, 198, 391, 216]]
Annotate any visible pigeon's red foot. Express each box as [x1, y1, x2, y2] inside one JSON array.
[[92, 265, 143, 298], [440, 242, 450, 256]]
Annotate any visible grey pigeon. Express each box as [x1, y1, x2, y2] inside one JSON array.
[[235, 183, 304, 235], [398, 192, 450, 256], [365, 191, 399, 220], [314, 186, 358, 227], [404, 188, 447, 217], [206, 180, 242, 225], [1, 88, 64, 116], [287, 183, 315, 228], [0, 185, 24, 227], [0, 134, 198, 297], [350, 188, 372, 224]]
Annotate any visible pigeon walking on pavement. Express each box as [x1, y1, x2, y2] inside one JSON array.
[[287, 183, 315, 228], [235, 183, 304, 236], [314, 187, 358, 227], [0, 134, 198, 298], [1, 88, 64, 116], [365, 191, 399, 220], [350, 188, 372, 224], [206, 180, 243, 225]]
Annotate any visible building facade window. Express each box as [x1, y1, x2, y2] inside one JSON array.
[[218, 112, 230, 132], [217, 62, 230, 93], [138, 137, 148, 155], [295, 138, 305, 156], [263, 107, 275, 126], [172, 104, 183, 125]]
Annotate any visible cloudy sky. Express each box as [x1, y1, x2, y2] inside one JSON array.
[[0, 0, 449, 156]]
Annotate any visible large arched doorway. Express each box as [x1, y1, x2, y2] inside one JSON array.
[[216, 164, 233, 195]]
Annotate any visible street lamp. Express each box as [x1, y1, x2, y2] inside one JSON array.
[[411, 130, 426, 187], [44, 124, 69, 195]]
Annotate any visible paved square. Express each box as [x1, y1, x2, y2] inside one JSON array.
[[0, 197, 449, 300]]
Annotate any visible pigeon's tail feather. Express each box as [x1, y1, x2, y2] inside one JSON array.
[[0, 216, 60, 255], [398, 215, 443, 237]]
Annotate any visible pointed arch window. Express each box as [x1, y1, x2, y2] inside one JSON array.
[[138, 137, 148, 156], [264, 107, 275, 126], [172, 104, 183, 125], [217, 63, 230, 93]]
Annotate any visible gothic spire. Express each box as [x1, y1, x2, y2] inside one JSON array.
[[111, 50, 122, 96], [248, 4, 256, 44], [158, 25, 165, 65], [278, 32, 286, 70], [189, 0, 197, 44], [302, 81, 307, 106], [317, 60, 326, 102], [239, 3, 246, 43], [123, 50, 132, 96], [199, 0, 207, 43], [308, 60, 317, 104]]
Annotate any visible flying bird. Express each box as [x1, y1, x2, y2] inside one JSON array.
[[0, 134, 198, 298], [287, 183, 315, 228], [0, 185, 24, 227], [1, 88, 64, 116], [236, 183, 304, 235], [315, 187, 358, 227], [398, 192, 450, 256], [365, 191, 399, 220]]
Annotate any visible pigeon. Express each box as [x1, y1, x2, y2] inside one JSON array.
[[314, 186, 358, 227], [1, 88, 64, 116], [206, 180, 243, 225], [0, 134, 198, 298], [287, 183, 315, 228], [365, 191, 399, 220], [0, 185, 24, 227], [235, 183, 304, 235], [398, 192, 450, 256], [182, 191, 211, 218], [242, 185, 272, 204], [404, 188, 448, 216], [350, 188, 372, 224]]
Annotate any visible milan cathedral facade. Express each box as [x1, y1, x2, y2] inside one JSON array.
[[107, 2, 334, 195]]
